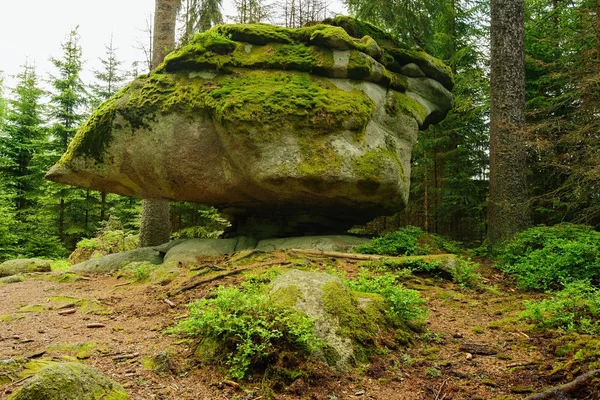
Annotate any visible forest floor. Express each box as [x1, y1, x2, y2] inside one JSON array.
[[0, 251, 596, 400]]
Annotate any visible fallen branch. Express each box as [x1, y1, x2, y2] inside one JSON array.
[[289, 249, 386, 261], [112, 352, 140, 361], [289, 249, 456, 265], [170, 254, 289, 296], [526, 369, 600, 400], [227, 249, 266, 265]]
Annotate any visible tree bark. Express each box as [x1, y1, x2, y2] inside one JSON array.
[[488, 0, 530, 249], [139, 0, 179, 247]]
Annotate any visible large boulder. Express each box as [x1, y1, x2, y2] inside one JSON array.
[[7, 362, 128, 400], [46, 17, 453, 235], [0, 259, 51, 277]]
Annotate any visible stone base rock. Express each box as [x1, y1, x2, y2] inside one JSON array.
[[0, 259, 51, 277], [71, 248, 162, 274]]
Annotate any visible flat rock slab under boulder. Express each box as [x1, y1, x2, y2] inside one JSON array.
[[0, 258, 51, 277], [7, 362, 129, 400], [163, 238, 257, 264], [71, 248, 162, 274], [256, 235, 370, 252]]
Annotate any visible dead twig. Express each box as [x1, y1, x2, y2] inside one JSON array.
[[227, 249, 266, 264], [434, 378, 450, 400], [112, 352, 140, 361], [526, 369, 600, 400], [164, 299, 176, 308]]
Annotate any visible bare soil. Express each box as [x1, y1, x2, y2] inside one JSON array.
[[0, 252, 595, 399]]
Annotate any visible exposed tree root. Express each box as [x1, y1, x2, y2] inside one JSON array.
[[526, 369, 600, 400]]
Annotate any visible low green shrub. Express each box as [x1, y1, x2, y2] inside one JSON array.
[[498, 223, 600, 290], [170, 207, 229, 240], [360, 256, 481, 289], [521, 281, 600, 335], [345, 272, 428, 324], [168, 285, 319, 380], [70, 217, 137, 264], [449, 258, 482, 289], [353, 226, 461, 256]]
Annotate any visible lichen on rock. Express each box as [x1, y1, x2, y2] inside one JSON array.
[[46, 18, 453, 237]]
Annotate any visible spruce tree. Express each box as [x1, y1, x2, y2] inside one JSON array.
[[179, 0, 223, 44], [1, 63, 46, 219], [48, 27, 91, 245], [139, 0, 179, 248], [90, 36, 127, 108], [488, 0, 530, 249], [91, 36, 129, 222]]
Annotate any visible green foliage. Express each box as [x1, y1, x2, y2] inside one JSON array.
[[498, 224, 600, 290], [521, 281, 600, 335], [71, 217, 137, 263], [169, 285, 319, 379], [170, 205, 229, 239], [133, 264, 151, 282], [50, 260, 71, 272], [354, 226, 461, 256], [345, 272, 428, 324], [525, 0, 600, 228]]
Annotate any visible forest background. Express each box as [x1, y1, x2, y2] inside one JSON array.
[[0, 0, 598, 261]]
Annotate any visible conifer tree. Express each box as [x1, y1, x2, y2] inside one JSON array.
[[90, 36, 127, 108], [234, 0, 270, 24], [179, 0, 223, 45], [1, 63, 46, 220], [139, 0, 179, 247], [91, 36, 129, 222], [48, 27, 91, 245], [488, 0, 530, 248]]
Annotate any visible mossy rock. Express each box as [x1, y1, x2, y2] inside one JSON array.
[[47, 18, 453, 237], [7, 362, 128, 400], [71, 248, 162, 274], [0, 274, 26, 284], [270, 269, 410, 368], [0, 259, 51, 277]]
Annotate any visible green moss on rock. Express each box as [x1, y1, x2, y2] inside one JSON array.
[[46, 342, 97, 360], [385, 92, 429, 125], [352, 148, 403, 183], [7, 362, 129, 400]]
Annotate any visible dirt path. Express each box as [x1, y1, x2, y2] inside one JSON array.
[[0, 256, 571, 399]]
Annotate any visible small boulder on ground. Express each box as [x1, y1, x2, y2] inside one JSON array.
[[270, 269, 405, 368], [71, 248, 162, 274], [0, 258, 51, 277], [7, 362, 128, 400]]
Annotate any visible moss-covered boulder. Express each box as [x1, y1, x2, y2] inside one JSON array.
[[71, 248, 162, 274], [46, 17, 453, 236], [7, 362, 128, 400], [270, 269, 408, 368], [0, 258, 51, 277]]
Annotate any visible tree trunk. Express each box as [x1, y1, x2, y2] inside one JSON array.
[[139, 199, 172, 247], [139, 0, 179, 247], [488, 0, 530, 249]]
